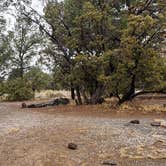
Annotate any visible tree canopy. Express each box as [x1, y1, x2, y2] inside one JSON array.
[[41, 0, 166, 104], [0, 0, 165, 103]]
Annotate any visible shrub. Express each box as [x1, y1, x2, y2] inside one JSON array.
[[5, 78, 34, 101]]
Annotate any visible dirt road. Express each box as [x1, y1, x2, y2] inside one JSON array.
[[0, 102, 166, 166]]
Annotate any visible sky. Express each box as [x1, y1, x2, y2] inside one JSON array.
[[5, 0, 44, 30], [31, 0, 44, 14], [5, 0, 64, 27]]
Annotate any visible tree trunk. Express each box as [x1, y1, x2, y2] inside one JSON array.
[[32, 88, 36, 99], [90, 86, 104, 104], [76, 87, 82, 105], [82, 90, 89, 104], [119, 75, 135, 104], [71, 83, 75, 100]]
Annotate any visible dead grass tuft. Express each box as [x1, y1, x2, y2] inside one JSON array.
[[142, 105, 166, 113], [114, 100, 166, 113], [120, 141, 166, 159]]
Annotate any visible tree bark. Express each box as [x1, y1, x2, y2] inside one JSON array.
[[82, 90, 89, 104], [119, 87, 166, 105], [90, 85, 105, 104], [76, 87, 82, 105], [71, 87, 75, 100], [119, 75, 136, 104]]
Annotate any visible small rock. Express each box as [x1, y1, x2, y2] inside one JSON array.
[[21, 103, 27, 108], [102, 161, 117, 165], [130, 120, 140, 124], [151, 122, 161, 127], [68, 143, 77, 150]]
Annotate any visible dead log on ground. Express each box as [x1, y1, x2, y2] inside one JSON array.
[[22, 98, 70, 108]]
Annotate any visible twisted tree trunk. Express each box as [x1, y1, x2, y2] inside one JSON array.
[[76, 87, 82, 105], [89, 85, 105, 104]]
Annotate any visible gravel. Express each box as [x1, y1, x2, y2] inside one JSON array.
[[0, 102, 166, 166]]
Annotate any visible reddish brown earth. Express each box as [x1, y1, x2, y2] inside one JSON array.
[[0, 100, 166, 166]]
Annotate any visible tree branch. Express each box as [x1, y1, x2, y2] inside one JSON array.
[[131, 88, 166, 98]]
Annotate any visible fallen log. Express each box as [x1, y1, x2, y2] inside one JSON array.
[[22, 98, 70, 108]]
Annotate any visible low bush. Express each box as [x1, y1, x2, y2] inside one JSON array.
[[5, 78, 34, 101]]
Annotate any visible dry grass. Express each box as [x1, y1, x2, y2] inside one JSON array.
[[0, 94, 8, 101], [0, 90, 71, 101], [142, 105, 166, 113], [119, 103, 166, 113], [1, 91, 166, 114], [97, 97, 166, 115], [120, 141, 166, 159], [35, 90, 71, 100]]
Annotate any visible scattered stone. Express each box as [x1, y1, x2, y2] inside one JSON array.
[[130, 120, 140, 124], [68, 143, 77, 150], [21, 103, 27, 108], [151, 122, 161, 127], [102, 161, 117, 165]]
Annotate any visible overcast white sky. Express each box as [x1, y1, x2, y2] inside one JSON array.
[[5, 0, 44, 30], [32, 0, 44, 14]]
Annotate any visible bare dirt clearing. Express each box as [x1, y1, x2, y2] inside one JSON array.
[[0, 101, 166, 166]]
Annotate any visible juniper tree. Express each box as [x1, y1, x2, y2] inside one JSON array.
[[5, 0, 165, 104]]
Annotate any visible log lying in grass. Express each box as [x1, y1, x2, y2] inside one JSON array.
[[22, 98, 70, 108]]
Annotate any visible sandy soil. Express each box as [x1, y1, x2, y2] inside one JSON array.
[[0, 101, 166, 166]]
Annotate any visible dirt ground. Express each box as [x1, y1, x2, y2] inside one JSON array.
[[0, 99, 166, 166]]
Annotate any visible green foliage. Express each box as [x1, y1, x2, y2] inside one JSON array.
[[100, 11, 166, 102], [0, 82, 5, 96], [25, 67, 51, 92], [4, 78, 34, 101], [71, 55, 103, 96], [1, 67, 52, 101], [42, 0, 166, 104], [52, 68, 70, 90], [1, 0, 165, 104]]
